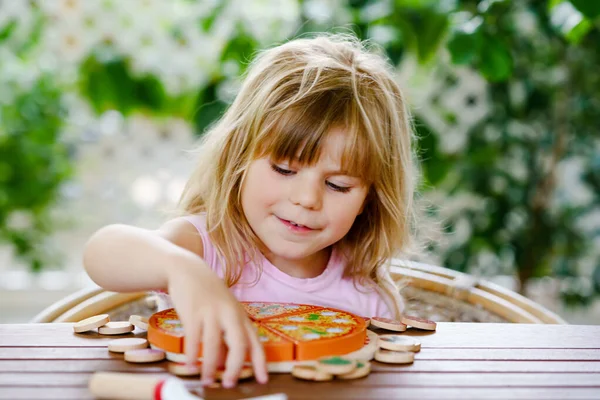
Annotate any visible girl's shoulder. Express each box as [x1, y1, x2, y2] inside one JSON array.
[[156, 214, 208, 259]]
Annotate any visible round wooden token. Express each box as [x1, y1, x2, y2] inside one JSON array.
[[370, 317, 407, 332], [345, 330, 378, 361], [337, 360, 371, 380], [124, 348, 166, 363], [98, 321, 135, 335], [129, 315, 149, 331], [291, 365, 333, 381], [73, 314, 110, 333], [378, 335, 421, 352], [107, 338, 148, 353], [316, 356, 357, 375], [400, 315, 437, 331], [168, 362, 201, 377], [363, 317, 371, 327], [374, 349, 414, 364]]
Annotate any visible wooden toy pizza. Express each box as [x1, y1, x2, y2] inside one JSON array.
[[148, 302, 369, 372]]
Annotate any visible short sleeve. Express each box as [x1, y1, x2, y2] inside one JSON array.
[[180, 214, 217, 273]]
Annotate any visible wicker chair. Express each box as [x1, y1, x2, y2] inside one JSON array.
[[31, 260, 566, 324]]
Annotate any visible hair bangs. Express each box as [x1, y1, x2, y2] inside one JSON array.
[[253, 90, 380, 183]]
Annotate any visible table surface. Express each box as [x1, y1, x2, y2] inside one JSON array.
[[1, 322, 600, 400]]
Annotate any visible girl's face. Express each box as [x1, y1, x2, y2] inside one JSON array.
[[240, 127, 368, 272]]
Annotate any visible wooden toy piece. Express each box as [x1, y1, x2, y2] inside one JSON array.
[[400, 315, 437, 331], [316, 356, 357, 375], [374, 349, 414, 364], [98, 321, 135, 335], [108, 338, 148, 353], [370, 317, 407, 332], [253, 322, 294, 362], [259, 306, 367, 361], [344, 330, 378, 361], [378, 335, 421, 352], [148, 303, 368, 364], [363, 317, 371, 327], [215, 366, 254, 381], [129, 315, 149, 331], [125, 348, 166, 363], [89, 372, 199, 400], [291, 365, 333, 381], [168, 362, 201, 377], [148, 309, 185, 353], [73, 314, 110, 333], [243, 302, 321, 321], [337, 360, 371, 380]]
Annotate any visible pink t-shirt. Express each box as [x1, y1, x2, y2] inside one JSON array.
[[178, 214, 394, 319]]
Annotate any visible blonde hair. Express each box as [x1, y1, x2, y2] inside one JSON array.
[[179, 33, 417, 318]]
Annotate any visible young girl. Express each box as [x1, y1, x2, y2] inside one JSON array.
[[84, 33, 417, 388]]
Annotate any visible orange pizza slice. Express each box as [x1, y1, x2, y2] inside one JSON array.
[[252, 322, 294, 362], [264, 308, 363, 326], [243, 302, 320, 321], [262, 321, 365, 360], [148, 308, 185, 353]]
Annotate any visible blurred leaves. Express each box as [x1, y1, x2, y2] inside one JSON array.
[[549, 1, 593, 44], [478, 34, 513, 81], [1, 0, 599, 309], [80, 55, 166, 116], [569, 0, 600, 19], [447, 16, 483, 65], [0, 77, 72, 272]]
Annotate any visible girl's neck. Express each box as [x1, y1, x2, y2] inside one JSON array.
[[263, 247, 332, 279]]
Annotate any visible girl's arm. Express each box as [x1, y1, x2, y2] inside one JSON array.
[[82, 218, 268, 388], [83, 218, 203, 292]]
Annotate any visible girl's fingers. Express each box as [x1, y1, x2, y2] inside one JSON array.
[[245, 321, 268, 384], [221, 319, 249, 388], [200, 319, 222, 385], [183, 318, 202, 367]]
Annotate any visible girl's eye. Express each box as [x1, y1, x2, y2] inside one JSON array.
[[327, 181, 351, 193], [271, 164, 294, 176], [271, 163, 352, 193]]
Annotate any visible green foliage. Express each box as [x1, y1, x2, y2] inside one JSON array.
[[79, 55, 167, 116], [341, 0, 600, 304], [0, 77, 72, 272], [439, 1, 599, 304], [569, 0, 600, 19], [2, 0, 600, 309]]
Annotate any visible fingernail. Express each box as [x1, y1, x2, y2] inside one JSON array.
[[223, 379, 235, 388]]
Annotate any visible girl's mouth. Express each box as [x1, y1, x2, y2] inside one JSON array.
[[278, 217, 314, 232]]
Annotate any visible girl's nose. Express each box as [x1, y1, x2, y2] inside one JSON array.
[[289, 176, 322, 210]]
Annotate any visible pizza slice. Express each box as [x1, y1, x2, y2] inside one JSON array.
[[262, 322, 356, 341], [252, 322, 294, 362], [264, 308, 363, 326], [262, 321, 366, 361], [242, 302, 320, 321], [148, 308, 185, 353]]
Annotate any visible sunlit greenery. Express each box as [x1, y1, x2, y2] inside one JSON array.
[[1, 0, 599, 305]]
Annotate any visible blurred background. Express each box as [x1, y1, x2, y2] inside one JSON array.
[[1, 0, 599, 324]]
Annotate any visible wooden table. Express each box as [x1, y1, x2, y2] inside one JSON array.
[[1, 322, 600, 399]]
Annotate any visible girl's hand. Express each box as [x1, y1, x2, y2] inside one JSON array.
[[166, 260, 268, 388]]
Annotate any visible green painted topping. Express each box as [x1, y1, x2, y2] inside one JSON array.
[[307, 313, 320, 321], [320, 356, 352, 365], [304, 327, 327, 335], [356, 362, 365, 368]]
